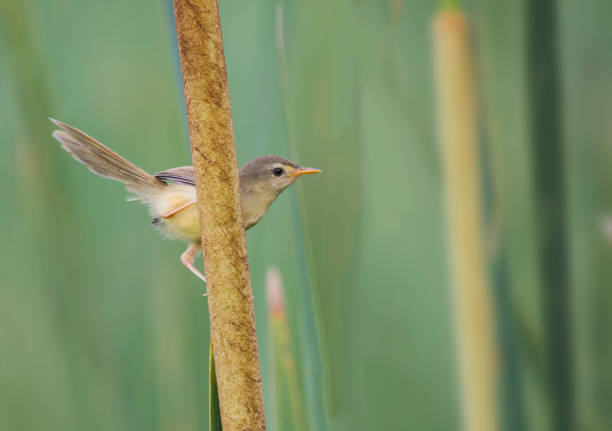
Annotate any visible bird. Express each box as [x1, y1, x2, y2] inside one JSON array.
[[50, 118, 320, 286]]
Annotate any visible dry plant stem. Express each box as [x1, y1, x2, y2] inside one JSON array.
[[173, 0, 266, 429], [433, 11, 499, 431]]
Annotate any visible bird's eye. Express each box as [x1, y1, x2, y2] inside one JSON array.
[[272, 167, 284, 177]]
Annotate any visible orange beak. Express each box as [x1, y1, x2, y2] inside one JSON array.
[[287, 167, 322, 178]]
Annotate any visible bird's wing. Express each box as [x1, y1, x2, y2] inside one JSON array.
[[154, 166, 195, 186]]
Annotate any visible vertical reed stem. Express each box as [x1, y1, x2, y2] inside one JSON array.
[[173, 1, 266, 429], [433, 10, 499, 431]]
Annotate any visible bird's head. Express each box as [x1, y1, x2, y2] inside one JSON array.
[[239, 155, 321, 228], [239, 155, 321, 195]]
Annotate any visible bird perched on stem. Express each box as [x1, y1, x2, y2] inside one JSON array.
[[50, 119, 320, 287]]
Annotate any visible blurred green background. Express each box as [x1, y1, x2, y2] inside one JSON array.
[[1, 0, 611, 430]]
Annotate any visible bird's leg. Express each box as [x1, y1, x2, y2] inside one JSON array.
[[181, 243, 208, 295], [161, 200, 197, 218]]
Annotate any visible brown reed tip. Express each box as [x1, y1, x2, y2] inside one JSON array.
[[266, 266, 285, 316]]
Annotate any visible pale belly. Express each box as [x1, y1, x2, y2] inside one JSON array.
[[149, 184, 201, 242], [161, 204, 201, 241]]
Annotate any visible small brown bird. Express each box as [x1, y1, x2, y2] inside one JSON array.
[[50, 119, 320, 284]]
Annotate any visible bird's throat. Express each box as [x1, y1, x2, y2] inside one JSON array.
[[240, 187, 280, 230]]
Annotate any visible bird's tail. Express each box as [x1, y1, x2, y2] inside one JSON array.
[[50, 119, 164, 197]]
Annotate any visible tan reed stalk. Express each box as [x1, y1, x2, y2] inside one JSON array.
[[173, 1, 266, 429], [433, 9, 499, 431]]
